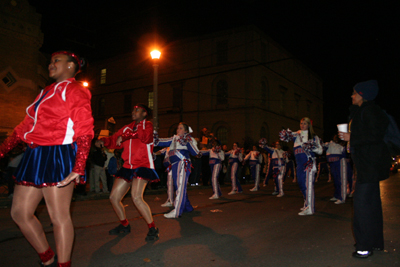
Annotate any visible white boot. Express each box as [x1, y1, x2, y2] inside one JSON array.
[[164, 209, 178, 218], [298, 207, 313, 216], [161, 201, 173, 207]]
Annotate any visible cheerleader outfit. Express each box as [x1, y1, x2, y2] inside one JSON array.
[[262, 146, 288, 196], [0, 78, 94, 186], [225, 148, 243, 194], [244, 151, 263, 191], [101, 119, 159, 183], [202, 148, 225, 199], [281, 129, 322, 215], [323, 141, 347, 203], [155, 134, 200, 217]]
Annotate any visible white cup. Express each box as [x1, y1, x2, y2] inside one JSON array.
[[337, 123, 348, 133]]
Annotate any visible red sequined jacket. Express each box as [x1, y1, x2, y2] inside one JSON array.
[[0, 78, 94, 175]]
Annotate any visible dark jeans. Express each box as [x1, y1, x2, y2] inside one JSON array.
[[353, 182, 384, 251]]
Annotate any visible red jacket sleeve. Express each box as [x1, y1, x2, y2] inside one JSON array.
[[136, 119, 154, 144]]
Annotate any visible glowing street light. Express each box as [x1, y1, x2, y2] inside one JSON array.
[[83, 81, 89, 87], [151, 50, 161, 130]]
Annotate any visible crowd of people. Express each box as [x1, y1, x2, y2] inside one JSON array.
[[0, 48, 392, 265]]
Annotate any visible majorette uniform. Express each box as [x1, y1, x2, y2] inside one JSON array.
[[225, 148, 243, 194], [0, 78, 94, 186], [201, 147, 225, 199], [244, 150, 263, 191], [101, 119, 159, 183], [280, 129, 323, 214], [261, 145, 288, 197], [155, 133, 200, 217], [323, 141, 347, 203]]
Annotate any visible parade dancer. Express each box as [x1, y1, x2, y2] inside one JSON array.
[[259, 139, 288, 197], [243, 145, 263, 191], [280, 117, 323, 215], [154, 122, 200, 218], [98, 104, 160, 241], [201, 143, 225, 199], [323, 135, 348, 204], [225, 142, 243, 195], [0, 51, 93, 267]]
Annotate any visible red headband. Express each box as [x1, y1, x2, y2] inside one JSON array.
[[52, 51, 81, 70], [134, 105, 148, 114]]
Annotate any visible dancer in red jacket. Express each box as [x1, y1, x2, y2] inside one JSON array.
[[98, 104, 160, 241], [0, 51, 93, 267]]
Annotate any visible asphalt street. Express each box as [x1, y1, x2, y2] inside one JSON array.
[[0, 173, 399, 267]]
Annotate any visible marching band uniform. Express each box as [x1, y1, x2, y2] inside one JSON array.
[[202, 147, 225, 199], [280, 129, 323, 215], [225, 148, 243, 195], [244, 150, 263, 191], [155, 133, 200, 218], [323, 141, 347, 204], [261, 145, 288, 197]]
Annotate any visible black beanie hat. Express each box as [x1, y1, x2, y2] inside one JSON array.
[[353, 80, 379, 101]]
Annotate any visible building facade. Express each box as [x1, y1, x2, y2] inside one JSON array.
[[88, 25, 323, 148], [0, 0, 47, 141]]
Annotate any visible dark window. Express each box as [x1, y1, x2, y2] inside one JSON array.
[[216, 80, 228, 105], [98, 97, 105, 116], [216, 127, 228, 145]]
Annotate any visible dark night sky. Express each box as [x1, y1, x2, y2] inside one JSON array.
[[28, 0, 400, 139]]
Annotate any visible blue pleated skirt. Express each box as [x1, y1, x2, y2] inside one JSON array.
[[13, 143, 86, 187], [115, 167, 159, 183]]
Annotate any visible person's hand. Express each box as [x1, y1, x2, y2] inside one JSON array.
[[338, 131, 350, 142], [57, 172, 80, 187], [116, 136, 123, 146]]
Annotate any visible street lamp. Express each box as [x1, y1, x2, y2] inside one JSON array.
[[150, 50, 161, 130]]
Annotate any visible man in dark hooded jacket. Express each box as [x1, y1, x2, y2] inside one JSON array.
[[339, 80, 391, 258]]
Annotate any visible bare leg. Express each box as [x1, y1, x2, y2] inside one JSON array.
[[109, 178, 131, 220], [131, 178, 153, 224], [42, 183, 74, 263], [11, 185, 56, 265]]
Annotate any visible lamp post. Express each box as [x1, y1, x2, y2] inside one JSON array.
[[150, 50, 161, 130]]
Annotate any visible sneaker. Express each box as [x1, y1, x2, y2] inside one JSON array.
[[277, 193, 284, 197], [209, 195, 219, 199], [330, 197, 338, 202], [334, 200, 345, 204], [109, 224, 131, 235], [228, 191, 237, 195], [145, 227, 159, 241], [271, 191, 279, 195], [164, 209, 178, 219], [161, 201, 173, 207], [250, 187, 258, 192], [352, 251, 373, 258], [298, 207, 313, 216]]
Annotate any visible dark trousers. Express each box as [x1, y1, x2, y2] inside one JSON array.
[[353, 182, 384, 251]]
